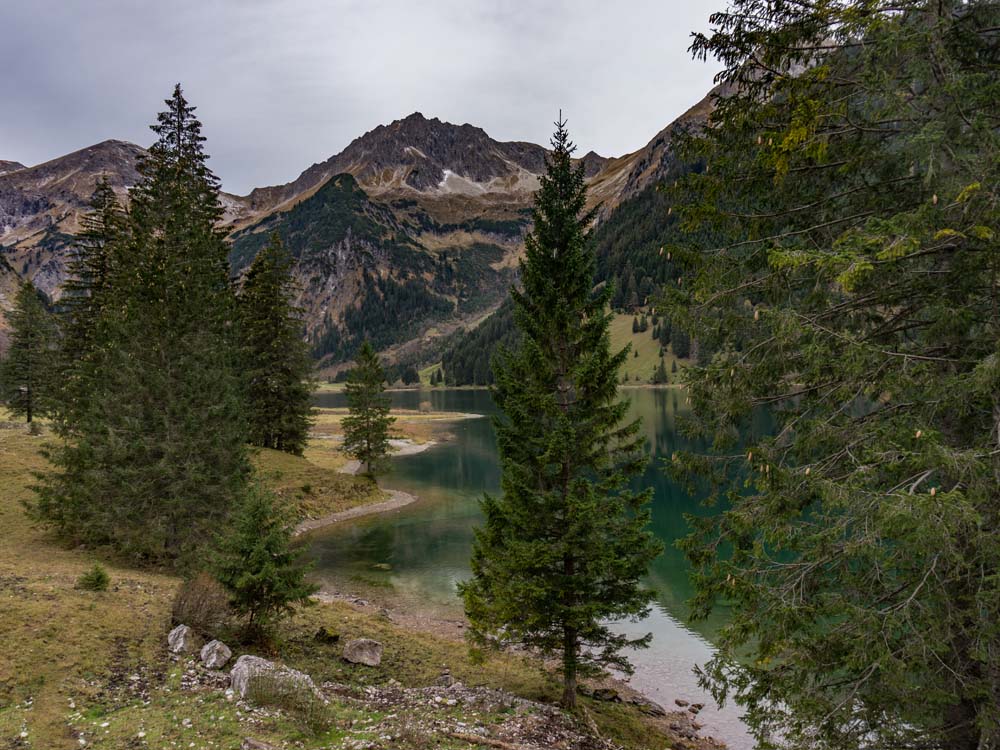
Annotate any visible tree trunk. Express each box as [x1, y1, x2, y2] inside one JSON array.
[[562, 625, 577, 709], [943, 698, 980, 750]]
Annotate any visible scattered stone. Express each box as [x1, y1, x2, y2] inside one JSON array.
[[229, 655, 323, 701], [628, 695, 667, 717], [577, 684, 595, 697], [591, 687, 620, 702], [241, 740, 279, 750], [314, 626, 340, 644], [167, 624, 193, 654], [200, 639, 232, 669], [691, 702, 705, 711], [675, 698, 690, 707], [372, 563, 391, 570], [436, 671, 456, 687], [343, 638, 383, 667]]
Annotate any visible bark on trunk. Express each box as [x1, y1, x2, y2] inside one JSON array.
[[562, 625, 577, 709]]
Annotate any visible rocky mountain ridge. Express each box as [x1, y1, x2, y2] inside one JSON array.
[[243, 112, 609, 216], [0, 91, 719, 361]]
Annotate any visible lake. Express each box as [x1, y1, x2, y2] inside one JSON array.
[[308, 387, 761, 748]]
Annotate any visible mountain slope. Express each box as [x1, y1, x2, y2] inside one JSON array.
[[0, 161, 26, 176], [587, 84, 722, 218], [231, 173, 515, 365], [0, 89, 721, 361], [0, 140, 144, 299], [244, 113, 608, 216]]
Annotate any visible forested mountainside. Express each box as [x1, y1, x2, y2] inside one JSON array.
[[230, 173, 516, 362], [440, 174, 698, 385], [0, 90, 716, 365]]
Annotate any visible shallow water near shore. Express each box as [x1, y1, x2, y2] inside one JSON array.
[[309, 387, 767, 749]]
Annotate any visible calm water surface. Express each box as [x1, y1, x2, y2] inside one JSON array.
[[309, 388, 761, 748]]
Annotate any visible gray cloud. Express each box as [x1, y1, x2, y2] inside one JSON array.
[[0, 0, 725, 194]]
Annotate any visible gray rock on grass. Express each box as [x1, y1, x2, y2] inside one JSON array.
[[229, 655, 323, 701], [342, 638, 383, 667], [200, 639, 232, 669], [167, 624, 193, 654]]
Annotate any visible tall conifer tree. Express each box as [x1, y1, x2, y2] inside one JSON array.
[[0, 282, 58, 423], [667, 3, 1000, 747], [36, 85, 249, 563], [460, 118, 661, 709], [239, 232, 314, 454], [341, 341, 394, 477], [56, 178, 126, 421]]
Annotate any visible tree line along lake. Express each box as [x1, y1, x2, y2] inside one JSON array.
[[309, 387, 773, 748]]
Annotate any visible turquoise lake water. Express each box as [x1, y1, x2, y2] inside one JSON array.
[[308, 387, 763, 748]]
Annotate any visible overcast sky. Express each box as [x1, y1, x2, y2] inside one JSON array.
[[1, 1, 726, 195]]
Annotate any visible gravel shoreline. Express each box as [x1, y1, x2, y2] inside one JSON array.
[[293, 488, 419, 536]]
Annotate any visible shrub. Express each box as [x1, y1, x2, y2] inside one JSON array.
[[214, 484, 317, 639], [77, 563, 109, 591], [245, 672, 332, 735], [172, 571, 231, 637]]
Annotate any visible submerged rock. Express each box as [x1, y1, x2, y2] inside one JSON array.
[[342, 638, 383, 667], [629, 695, 667, 716], [200, 639, 232, 669]]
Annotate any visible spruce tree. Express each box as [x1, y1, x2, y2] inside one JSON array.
[[341, 341, 394, 477], [668, 3, 1000, 748], [239, 232, 314, 454], [0, 282, 58, 423], [36, 85, 248, 563], [460, 118, 661, 709], [653, 359, 668, 385], [59, 179, 124, 367], [214, 484, 317, 638], [56, 179, 126, 423]]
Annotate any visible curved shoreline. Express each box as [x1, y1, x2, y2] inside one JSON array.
[[294, 488, 419, 536], [297, 430, 731, 748], [294, 438, 435, 536]]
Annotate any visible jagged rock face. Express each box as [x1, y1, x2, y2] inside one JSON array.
[[231, 173, 518, 364], [244, 112, 609, 214], [0, 140, 145, 300], [0, 140, 143, 233], [0, 161, 26, 177], [588, 84, 727, 219]]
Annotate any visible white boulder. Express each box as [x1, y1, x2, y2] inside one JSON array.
[[167, 624, 193, 654], [200, 639, 232, 669], [229, 655, 323, 701], [342, 638, 383, 667]]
